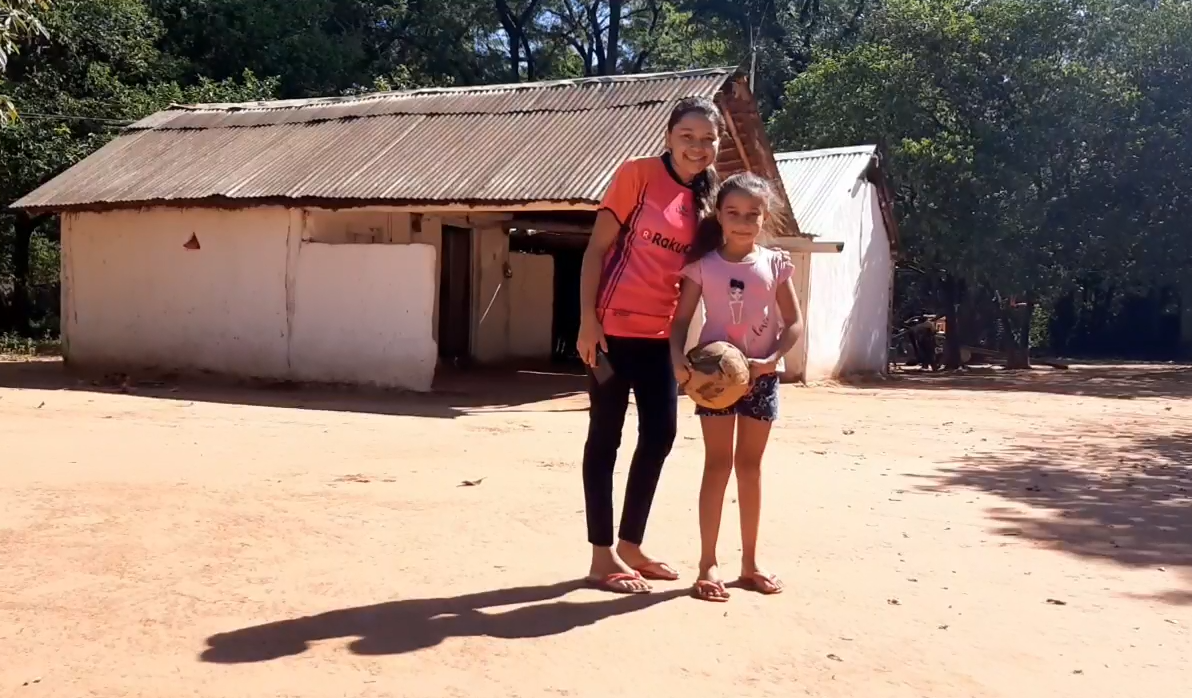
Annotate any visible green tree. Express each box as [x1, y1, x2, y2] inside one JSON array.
[[0, 0, 51, 124], [1, 0, 276, 333], [679, 0, 880, 114], [771, 0, 1159, 366], [149, 0, 508, 94]]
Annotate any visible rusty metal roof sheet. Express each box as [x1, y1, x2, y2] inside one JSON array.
[[775, 145, 878, 240], [14, 69, 738, 212]]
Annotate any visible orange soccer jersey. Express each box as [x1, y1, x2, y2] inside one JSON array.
[[596, 155, 701, 339]]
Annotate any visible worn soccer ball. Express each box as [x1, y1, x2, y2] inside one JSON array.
[[683, 341, 751, 410]]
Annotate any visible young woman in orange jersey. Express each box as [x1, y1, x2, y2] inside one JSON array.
[[574, 97, 725, 594]]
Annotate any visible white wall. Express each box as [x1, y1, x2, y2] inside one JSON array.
[[780, 251, 812, 382], [471, 226, 509, 363], [61, 207, 440, 391], [845, 187, 894, 375], [470, 225, 556, 363], [803, 182, 892, 381], [290, 242, 437, 391], [411, 215, 443, 343], [61, 208, 293, 377], [507, 253, 555, 359], [304, 210, 443, 342]]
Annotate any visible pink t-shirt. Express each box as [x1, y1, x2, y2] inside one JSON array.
[[683, 247, 794, 360], [596, 156, 699, 338]]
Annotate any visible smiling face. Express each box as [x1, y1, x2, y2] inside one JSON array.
[[716, 188, 768, 246], [665, 111, 720, 181]]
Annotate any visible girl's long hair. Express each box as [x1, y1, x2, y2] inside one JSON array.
[[686, 172, 781, 264], [666, 96, 723, 220]]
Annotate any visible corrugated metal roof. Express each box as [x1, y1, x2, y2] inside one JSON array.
[[14, 69, 737, 212], [775, 145, 878, 240]]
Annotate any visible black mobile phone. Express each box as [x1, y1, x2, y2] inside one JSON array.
[[592, 349, 615, 385]]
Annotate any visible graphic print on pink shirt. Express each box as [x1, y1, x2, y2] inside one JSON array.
[[683, 247, 794, 360], [726, 278, 748, 352]]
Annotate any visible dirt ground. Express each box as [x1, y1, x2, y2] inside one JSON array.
[[1, 359, 1189, 698]]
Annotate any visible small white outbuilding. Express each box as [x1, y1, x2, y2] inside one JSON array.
[[773, 145, 899, 382]]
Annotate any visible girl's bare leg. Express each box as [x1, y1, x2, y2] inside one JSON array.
[[696, 415, 736, 598], [734, 416, 780, 591]]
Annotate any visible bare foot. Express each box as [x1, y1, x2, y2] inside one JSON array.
[[588, 546, 650, 593], [616, 540, 680, 581], [692, 564, 730, 602], [739, 563, 784, 595]]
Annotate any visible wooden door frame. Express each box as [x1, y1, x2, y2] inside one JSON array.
[[438, 225, 473, 363]]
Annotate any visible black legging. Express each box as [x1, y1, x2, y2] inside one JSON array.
[[582, 336, 679, 547]]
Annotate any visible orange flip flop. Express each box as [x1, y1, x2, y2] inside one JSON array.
[[632, 561, 680, 581], [738, 572, 784, 595], [692, 579, 730, 602], [586, 572, 650, 595]]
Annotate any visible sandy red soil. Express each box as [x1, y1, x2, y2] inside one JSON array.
[[1, 359, 1189, 698]]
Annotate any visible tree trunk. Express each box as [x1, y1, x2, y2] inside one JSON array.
[[1180, 275, 1192, 359], [520, 32, 536, 80], [943, 276, 964, 370], [1005, 300, 1034, 369], [605, 0, 623, 75], [587, 1, 606, 74], [11, 213, 35, 333], [494, 0, 523, 81]]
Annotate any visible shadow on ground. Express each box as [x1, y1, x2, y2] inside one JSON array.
[[865, 364, 1192, 400], [919, 426, 1192, 604], [0, 358, 588, 419], [200, 580, 683, 662]]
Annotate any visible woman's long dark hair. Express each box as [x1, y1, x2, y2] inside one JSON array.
[[666, 96, 723, 220], [685, 172, 779, 264]]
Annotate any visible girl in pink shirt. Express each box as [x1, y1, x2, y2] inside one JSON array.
[[670, 173, 805, 602]]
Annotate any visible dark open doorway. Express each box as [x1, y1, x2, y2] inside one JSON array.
[[551, 250, 582, 364], [509, 224, 588, 367], [438, 225, 472, 362]]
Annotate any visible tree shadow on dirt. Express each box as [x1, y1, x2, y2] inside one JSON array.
[[0, 359, 589, 419], [918, 428, 1192, 604], [862, 364, 1192, 400], [200, 580, 684, 662]]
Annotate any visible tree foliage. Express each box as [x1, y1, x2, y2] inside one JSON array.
[[772, 0, 1192, 359], [0, 0, 51, 124]]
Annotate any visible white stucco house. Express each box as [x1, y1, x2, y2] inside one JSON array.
[[774, 145, 899, 382], [14, 68, 838, 392]]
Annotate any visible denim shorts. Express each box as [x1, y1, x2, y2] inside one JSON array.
[[694, 373, 780, 422]]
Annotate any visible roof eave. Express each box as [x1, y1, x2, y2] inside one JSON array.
[[11, 196, 603, 216], [715, 73, 809, 238], [161, 66, 741, 114]]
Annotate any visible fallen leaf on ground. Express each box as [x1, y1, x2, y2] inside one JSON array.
[[827, 654, 843, 662]]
